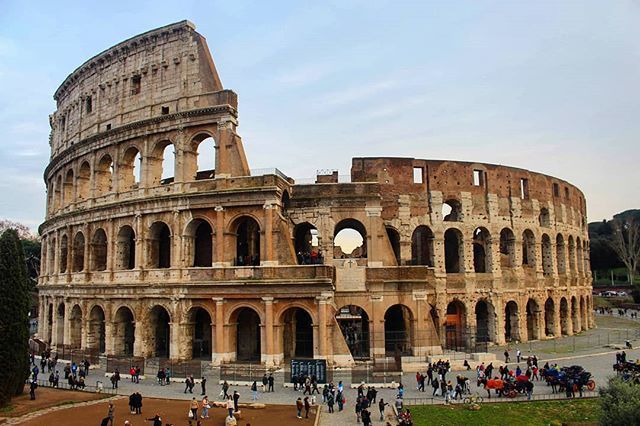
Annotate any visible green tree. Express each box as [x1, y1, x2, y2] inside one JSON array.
[[0, 229, 31, 406], [599, 378, 640, 426]]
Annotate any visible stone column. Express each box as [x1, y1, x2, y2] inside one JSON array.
[[263, 203, 275, 265], [134, 214, 144, 271], [262, 297, 275, 366], [214, 206, 225, 266], [317, 297, 328, 359], [63, 302, 72, 347], [105, 320, 115, 355], [133, 318, 144, 358], [212, 298, 225, 365], [494, 299, 506, 346], [51, 298, 60, 348]]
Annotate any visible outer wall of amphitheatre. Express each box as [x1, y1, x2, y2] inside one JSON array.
[[37, 21, 593, 369]]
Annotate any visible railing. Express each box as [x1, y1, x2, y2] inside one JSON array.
[[106, 356, 145, 375], [27, 378, 117, 395], [221, 364, 275, 383], [404, 390, 599, 406], [50, 347, 100, 365]]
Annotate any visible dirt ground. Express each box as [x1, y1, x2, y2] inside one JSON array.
[[18, 396, 318, 426], [0, 385, 107, 419]]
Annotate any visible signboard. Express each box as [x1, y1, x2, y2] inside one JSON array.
[[290, 359, 327, 383]]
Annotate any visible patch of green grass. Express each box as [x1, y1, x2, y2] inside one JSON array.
[[0, 404, 16, 413], [409, 398, 602, 426]]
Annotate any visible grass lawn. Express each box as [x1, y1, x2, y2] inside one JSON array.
[[409, 398, 602, 426]]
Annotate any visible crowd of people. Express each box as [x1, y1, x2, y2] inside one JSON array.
[[296, 250, 324, 265]]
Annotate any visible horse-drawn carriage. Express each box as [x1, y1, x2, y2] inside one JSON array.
[[542, 365, 595, 392], [613, 360, 640, 384]]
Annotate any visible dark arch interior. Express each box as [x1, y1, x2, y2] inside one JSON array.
[[444, 229, 462, 273], [386, 227, 401, 265], [116, 226, 136, 270], [192, 308, 212, 359], [499, 228, 516, 268], [445, 301, 466, 350], [504, 301, 519, 342], [114, 308, 135, 356], [72, 232, 85, 272], [151, 306, 170, 358], [384, 305, 411, 356], [88, 307, 106, 354], [150, 222, 171, 268], [473, 228, 489, 273], [194, 220, 213, 267], [442, 199, 462, 221], [236, 308, 261, 361], [294, 223, 321, 264], [475, 300, 490, 343], [92, 229, 107, 271], [411, 226, 434, 266], [336, 305, 370, 359], [283, 308, 313, 359], [235, 217, 260, 266], [544, 298, 555, 336]]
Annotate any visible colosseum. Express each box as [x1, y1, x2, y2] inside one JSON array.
[[38, 21, 593, 370]]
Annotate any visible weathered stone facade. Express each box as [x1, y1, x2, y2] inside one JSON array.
[[38, 21, 593, 367]]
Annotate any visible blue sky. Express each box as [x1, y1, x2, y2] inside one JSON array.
[[1, 1, 638, 230]]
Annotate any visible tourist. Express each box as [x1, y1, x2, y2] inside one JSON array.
[[31, 365, 39, 381], [336, 389, 344, 411], [53, 371, 59, 388], [201, 376, 207, 395], [129, 393, 136, 414], [189, 397, 198, 419], [296, 397, 303, 419], [134, 392, 142, 414], [251, 381, 258, 400], [107, 402, 115, 426], [504, 350, 510, 363], [262, 373, 268, 392], [431, 377, 439, 396], [516, 348, 522, 363], [226, 395, 234, 418], [304, 396, 311, 418], [201, 395, 210, 419], [378, 398, 388, 421], [355, 397, 362, 423], [361, 407, 372, 426], [29, 380, 37, 400], [268, 373, 274, 392], [233, 390, 240, 412], [146, 414, 162, 426], [327, 392, 335, 413], [135, 366, 141, 384], [221, 380, 229, 399]]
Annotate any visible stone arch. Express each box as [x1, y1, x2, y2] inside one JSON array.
[[46, 303, 54, 343], [294, 222, 320, 264], [113, 306, 136, 356], [72, 231, 85, 272], [190, 133, 217, 180], [68, 304, 82, 349], [444, 228, 464, 273], [576, 237, 584, 274], [526, 298, 542, 340], [334, 218, 367, 259], [91, 228, 107, 271], [541, 234, 553, 274], [63, 169, 74, 205], [119, 145, 142, 191], [54, 302, 65, 346], [385, 226, 401, 265], [148, 221, 172, 268], [149, 140, 174, 186], [556, 234, 566, 274], [280, 307, 314, 359], [59, 234, 68, 273], [568, 236, 576, 273], [560, 297, 570, 335], [411, 225, 434, 266], [229, 306, 262, 362], [544, 297, 556, 337], [48, 236, 57, 274], [475, 299, 496, 344], [445, 300, 467, 350], [230, 215, 261, 266], [87, 305, 106, 354], [185, 218, 213, 267], [335, 305, 370, 359], [115, 225, 136, 270], [571, 296, 580, 333], [148, 305, 171, 358], [95, 154, 113, 197], [499, 228, 516, 268], [504, 300, 520, 342], [281, 190, 291, 211], [384, 304, 413, 356], [472, 227, 491, 273], [54, 174, 62, 210], [522, 229, 536, 268], [442, 199, 462, 221], [77, 161, 91, 201], [186, 306, 213, 359]]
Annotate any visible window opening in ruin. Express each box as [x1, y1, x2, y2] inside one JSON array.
[[282, 308, 314, 359], [86, 96, 92, 114], [193, 220, 213, 267], [544, 298, 555, 337], [195, 137, 215, 180], [77, 162, 90, 201], [384, 304, 412, 357], [131, 75, 141, 95], [413, 167, 423, 184], [539, 207, 550, 227], [294, 223, 322, 265], [336, 305, 370, 359], [191, 308, 212, 359], [88, 305, 106, 354], [576, 237, 584, 274], [114, 307, 135, 356], [334, 219, 367, 259], [475, 300, 495, 346], [121, 147, 142, 191], [95, 155, 113, 197], [150, 306, 170, 358], [473, 227, 490, 273], [106, 124, 111, 131], [442, 199, 462, 221], [281, 191, 290, 212], [133, 151, 142, 184], [91, 229, 108, 271], [161, 144, 175, 184], [61, 115, 66, 132], [161, 106, 170, 115], [445, 301, 467, 350], [148, 222, 171, 269], [568, 236, 576, 273], [48, 238, 56, 275], [72, 232, 85, 272], [522, 229, 536, 267], [504, 301, 520, 341], [235, 217, 260, 266], [564, 186, 570, 200], [116, 226, 136, 270], [499, 228, 516, 268], [473, 169, 484, 186], [520, 178, 529, 200], [553, 183, 559, 197], [526, 299, 540, 340], [59, 235, 68, 273], [444, 228, 463, 273], [234, 308, 261, 362], [555, 234, 566, 274], [386, 226, 401, 265], [411, 225, 434, 266], [541, 234, 553, 275]]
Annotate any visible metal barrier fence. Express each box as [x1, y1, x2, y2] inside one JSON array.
[[222, 364, 275, 382], [156, 359, 202, 379], [106, 356, 145, 375], [514, 328, 640, 355], [405, 390, 599, 406], [50, 347, 101, 365], [27, 378, 117, 395]]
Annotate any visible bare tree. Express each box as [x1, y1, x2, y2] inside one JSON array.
[[609, 218, 640, 284]]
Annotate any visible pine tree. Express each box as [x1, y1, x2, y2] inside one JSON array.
[[0, 229, 31, 406]]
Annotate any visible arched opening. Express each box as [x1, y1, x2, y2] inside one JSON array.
[[544, 297, 556, 337], [47, 304, 53, 343], [475, 300, 495, 345], [95, 154, 113, 197], [576, 237, 584, 274], [334, 219, 367, 259], [499, 228, 516, 268], [233, 217, 260, 266], [386, 226, 401, 265], [149, 141, 173, 186], [336, 305, 370, 359], [430, 306, 440, 339], [568, 236, 576, 273], [116, 226, 136, 270], [282, 308, 314, 359], [232, 307, 261, 362], [119, 146, 142, 191], [69, 305, 82, 349], [556, 234, 566, 274], [281, 191, 290, 212], [192, 220, 213, 267], [526, 299, 541, 340], [571, 296, 580, 333], [539, 207, 551, 227], [77, 162, 91, 201], [59, 234, 68, 273], [442, 199, 462, 221], [148, 222, 171, 268], [294, 222, 321, 264], [444, 228, 464, 273], [473, 227, 491, 273], [64, 169, 74, 204], [88, 306, 106, 354], [91, 229, 107, 271], [114, 307, 135, 356], [411, 225, 434, 266], [384, 304, 412, 356], [522, 230, 536, 268], [445, 301, 466, 350], [48, 237, 56, 275], [160, 144, 175, 184], [560, 297, 570, 335], [54, 175, 62, 211], [580, 296, 587, 330], [55, 303, 65, 346], [541, 234, 553, 274], [504, 301, 520, 342], [194, 136, 216, 180], [189, 307, 212, 359], [72, 232, 85, 272], [149, 306, 171, 358]]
